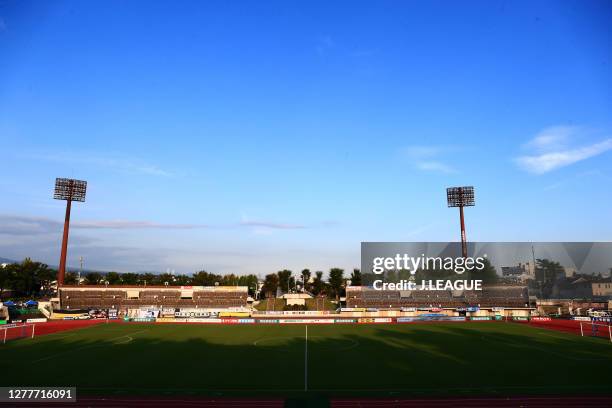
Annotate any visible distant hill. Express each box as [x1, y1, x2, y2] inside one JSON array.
[[0, 257, 103, 274], [0, 257, 164, 275]]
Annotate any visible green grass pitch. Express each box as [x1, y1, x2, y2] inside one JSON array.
[[2, 322, 611, 398]]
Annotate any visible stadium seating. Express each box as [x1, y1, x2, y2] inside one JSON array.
[[346, 285, 528, 309], [59, 286, 248, 310]]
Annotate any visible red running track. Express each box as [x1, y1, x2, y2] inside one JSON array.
[[33, 318, 108, 336], [1, 319, 108, 342], [520, 318, 612, 340], [5, 317, 610, 341], [332, 396, 612, 407]]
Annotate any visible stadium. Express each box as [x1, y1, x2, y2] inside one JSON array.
[[2, 1, 612, 407], [2, 278, 612, 406]]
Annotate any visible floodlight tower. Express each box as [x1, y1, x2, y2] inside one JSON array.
[[446, 186, 475, 258], [54, 178, 87, 286]]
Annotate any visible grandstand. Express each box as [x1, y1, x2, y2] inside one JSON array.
[[346, 285, 529, 309], [58, 285, 248, 310]]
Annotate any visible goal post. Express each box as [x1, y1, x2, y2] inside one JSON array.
[[1, 324, 36, 344], [579, 321, 612, 342]]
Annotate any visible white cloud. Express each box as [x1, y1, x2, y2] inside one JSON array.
[[0, 215, 209, 234], [24, 151, 173, 177], [524, 126, 576, 152], [239, 214, 305, 230], [415, 161, 456, 174], [516, 128, 612, 174], [74, 220, 209, 229], [403, 145, 457, 174], [0, 215, 315, 235], [404, 146, 444, 158]]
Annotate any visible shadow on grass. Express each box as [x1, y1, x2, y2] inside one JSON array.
[[1, 322, 611, 399]]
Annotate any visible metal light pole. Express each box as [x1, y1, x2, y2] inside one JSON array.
[[54, 178, 87, 286], [79, 256, 83, 285], [446, 186, 475, 258]]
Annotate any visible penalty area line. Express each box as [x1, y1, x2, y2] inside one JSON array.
[[31, 329, 149, 363]]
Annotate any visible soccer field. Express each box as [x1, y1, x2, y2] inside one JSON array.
[[2, 322, 611, 398]]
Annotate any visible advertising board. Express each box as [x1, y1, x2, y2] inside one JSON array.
[[278, 319, 335, 324], [335, 319, 357, 323], [531, 317, 552, 322]]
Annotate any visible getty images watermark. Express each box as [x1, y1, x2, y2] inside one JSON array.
[[370, 253, 486, 291], [360, 242, 612, 291]]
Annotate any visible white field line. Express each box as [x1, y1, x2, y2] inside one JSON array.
[[31, 329, 149, 363], [304, 325, 308, 392]]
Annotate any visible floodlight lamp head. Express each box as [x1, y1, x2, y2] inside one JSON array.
[[54, 178, 87, 202], [446, 186, 475, 207]]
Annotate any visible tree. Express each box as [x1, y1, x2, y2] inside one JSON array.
[[174, 274, 192, 286], [157, 273, 175, 286], [84, 272, 102, 285], [289, 276, 296, 292], [192, 271, 220, 286], [37, 265, 56, 294], [385, 269, 398, 283], [536, 259, 564, 283], [328, 268, 344, 300], [471, 258, 498, 284], [121, 273, 139, 285], [64, 272, 78, 285], [106, 272, 121, 285], [221, 274, 239, 286], [0, 264, 14, 298], [312, 271, 325, 296], [301, 269, 311, 292], [236, 274, 259, 296], [10, 258, 54, 297], [350, 268, 362, 286], [261, 273, 279, 298], [277, 270, 292, 294], [397, 268, 412, 282], [141, 273, 156, 286]]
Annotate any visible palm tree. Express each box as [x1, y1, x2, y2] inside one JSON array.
[[301, 269, 311, 292]]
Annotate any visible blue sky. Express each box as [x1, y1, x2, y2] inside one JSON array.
[[0, 0, 611, 275]]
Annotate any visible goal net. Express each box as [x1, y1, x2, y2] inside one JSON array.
[[1, 324, 36, 344], [579, 321, 612, 342]]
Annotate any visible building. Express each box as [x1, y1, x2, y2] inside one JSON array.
[[501, 263, 533, 282], [535, 265, 565, 284], [280, 293, 312, 306], [502, 264, 527, 277], [592, 281, 612, 298]]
